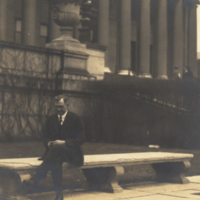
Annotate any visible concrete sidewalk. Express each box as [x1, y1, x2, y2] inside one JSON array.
[[28, 176, 200, 200]]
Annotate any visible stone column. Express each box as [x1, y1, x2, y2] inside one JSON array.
[[184, 5, 188, 68], [138, 0, 151, 78], [188, 4, 197, 77], [0, 0, 7, 40], [6, 0, 15, 42], [98, 0, 109, 68], [118, 0, 132, 75], [35, 0, 41, 46], [157, 0, 168, 79], [49, 10, 61, 42], [22, 0, 37, 46], [98, 0, 109, 46], [173, 0, 184, 76]]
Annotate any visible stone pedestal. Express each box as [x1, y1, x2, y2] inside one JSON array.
[[46, 33, 87, 53], [0, 168, 32, 200], [86, 43, 107, 80], [45, 1, 92, 83], [82, 166, 124, 193], [152, 161, 191, 184], [46, 32, 90, 83]]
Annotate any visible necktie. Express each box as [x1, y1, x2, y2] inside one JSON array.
[[59, 115, 62, 125]]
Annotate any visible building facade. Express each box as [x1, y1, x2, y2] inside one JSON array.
[[0, 0, 199, 79]]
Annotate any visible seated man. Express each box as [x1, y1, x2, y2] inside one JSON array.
[[20, 95, 85, 200]]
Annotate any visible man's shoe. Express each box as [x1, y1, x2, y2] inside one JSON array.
[[17, 172, 43, 194], [54, 191, 63, 200], [17, 179, 36, 194]]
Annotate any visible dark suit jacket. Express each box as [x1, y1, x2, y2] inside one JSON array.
[[42, 111, 85, 167]]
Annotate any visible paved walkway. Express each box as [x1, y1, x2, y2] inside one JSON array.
[[28, 176, 200, 200]]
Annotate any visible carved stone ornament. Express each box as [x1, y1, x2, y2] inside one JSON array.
[[47, 0, 85, 42], [51, 3, 81, 26], [46, 0, 90, 79]]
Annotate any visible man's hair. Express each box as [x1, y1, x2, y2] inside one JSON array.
[[54, 94, 69, 104]]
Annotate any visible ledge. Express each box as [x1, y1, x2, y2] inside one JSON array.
[[86, 42, 107, 51], [0, 40, 63, 55], [58, 67, 94, 77]]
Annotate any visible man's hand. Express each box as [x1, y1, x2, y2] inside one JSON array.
[[48, 140, 65, 147]]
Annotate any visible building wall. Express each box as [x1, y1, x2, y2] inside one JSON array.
[[1, 0, 199, 79], [6, 0, 49, 46]]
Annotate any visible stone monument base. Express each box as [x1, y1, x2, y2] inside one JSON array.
[[46, 39, 89, 82], [46, 38, 87, 53]]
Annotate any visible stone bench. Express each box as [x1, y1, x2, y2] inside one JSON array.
[[0, 152, 193, 199]]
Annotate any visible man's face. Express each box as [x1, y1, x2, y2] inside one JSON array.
[[55, 98, 68, 115]]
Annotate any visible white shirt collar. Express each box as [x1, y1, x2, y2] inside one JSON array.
[[58, 110, 68, 125]]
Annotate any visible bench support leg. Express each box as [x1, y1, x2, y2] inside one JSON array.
[[152, 161, 191, 184], [0, 170, 31, 200], [82, 166, 124, 193]]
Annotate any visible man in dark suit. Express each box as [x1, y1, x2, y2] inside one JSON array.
[[20, 95, 85, 200]]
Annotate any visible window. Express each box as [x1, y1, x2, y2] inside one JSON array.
[[15, 19, 22, 43], [40, 24, 48, 47], [40, 25, 48, 37]]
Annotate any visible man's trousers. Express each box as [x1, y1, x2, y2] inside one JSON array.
[[37, 144, 70, 192]]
